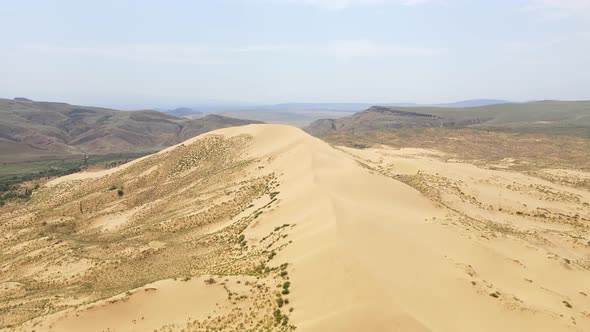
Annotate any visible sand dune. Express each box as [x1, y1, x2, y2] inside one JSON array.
[[1, 124, 589, 331]]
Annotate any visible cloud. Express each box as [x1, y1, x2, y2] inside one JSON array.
[[268, 0, 431, 10], [319, 40, 443, 57], [22, 44, 235, 65], [232, 40, 442, 57], [22, 41, 442, 65], [525, 0, 590, 19]]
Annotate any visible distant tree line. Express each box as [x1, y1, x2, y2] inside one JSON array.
[[104, 159, 130, 169], [0, 166, 80, 207]]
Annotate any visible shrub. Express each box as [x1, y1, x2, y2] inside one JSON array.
[[273, 309, 282, 324], [253, 263, 266, 275], [281, 282, 291, 295], [117, 189, 124, 196]]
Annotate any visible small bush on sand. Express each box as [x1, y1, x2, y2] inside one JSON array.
[[273, 309, 282, 324]]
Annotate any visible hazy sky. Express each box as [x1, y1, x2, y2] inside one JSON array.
[[1, 0, 590, 108]]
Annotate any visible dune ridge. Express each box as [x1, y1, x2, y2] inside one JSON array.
[[1, 124, 589, 331]]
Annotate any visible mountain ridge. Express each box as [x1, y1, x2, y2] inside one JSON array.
[[304, 100, 590, 137], [0, 98, 262, 163]]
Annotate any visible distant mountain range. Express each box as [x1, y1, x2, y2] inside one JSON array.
[[433, 99, 512, 108], [165, 107, 203, 117], [0, 98, 261, 163], [4, 97, 586, 164], [162, 99, 514, 116], [160, 100, 516, 126], [304, 101, 590, 137]]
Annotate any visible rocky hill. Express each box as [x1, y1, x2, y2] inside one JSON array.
[[305, 101, 590, 137], [0, 98, 262, 163], [304, 106, 485, 136]]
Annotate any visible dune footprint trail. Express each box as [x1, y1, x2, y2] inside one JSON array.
[[1, 124, 589, 331]]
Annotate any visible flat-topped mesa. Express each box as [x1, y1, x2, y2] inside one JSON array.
[[13, 97, 34, 102], [305, 100, 590, 138], [304, 106, 452, 136], [363, 106, 440, 118]]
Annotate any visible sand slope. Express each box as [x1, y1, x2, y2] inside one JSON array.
[[1, 124, 589, 331]]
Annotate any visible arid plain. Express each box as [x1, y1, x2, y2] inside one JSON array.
[[1, 124, 589, 331]]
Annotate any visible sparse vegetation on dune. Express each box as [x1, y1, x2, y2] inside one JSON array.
[[323, 128, 590, 171], [340, 134, 590, 268], [2, 123, 589, 332], [0, 132, 296, 331], [0, 152, 153, 208]]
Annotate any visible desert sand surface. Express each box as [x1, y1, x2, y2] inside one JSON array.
[[1, 124, 589, 331]]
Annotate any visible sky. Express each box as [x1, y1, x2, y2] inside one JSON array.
[[1, 0, 589, 108]]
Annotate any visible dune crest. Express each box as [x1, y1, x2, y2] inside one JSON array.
[[1, 124, 589, 331]]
